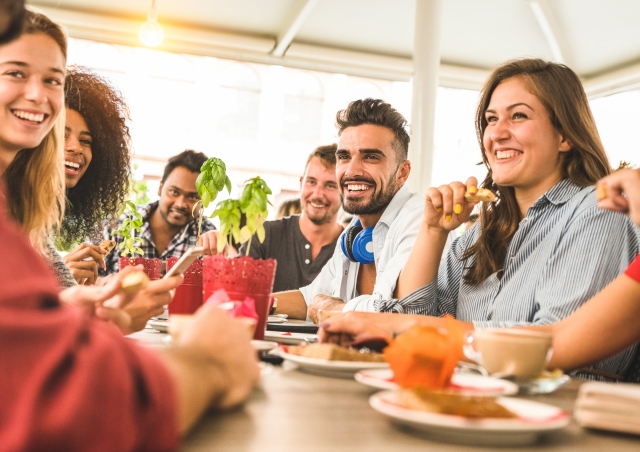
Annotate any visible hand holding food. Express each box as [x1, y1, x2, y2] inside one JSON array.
[[424, 177, 481, 231], [63, 242, 109, 285]]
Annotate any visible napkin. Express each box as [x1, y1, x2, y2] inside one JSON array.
[[383, 315, 464, 389], [574, 381, 640, 435], [205, 289, 258, 322]]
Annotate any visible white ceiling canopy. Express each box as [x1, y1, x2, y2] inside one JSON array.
[[28, 0, 640, 97]]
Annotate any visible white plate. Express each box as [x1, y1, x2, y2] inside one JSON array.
[[267, 316, 287, 323], [355, 369, 518, 396], [516, 373, 571, 395], [251, 340, 278, 352], [148, 319, 168, 333], [370, 391, 570, 446], [280, 350, 389, 378], [264, 331, 318, 345]]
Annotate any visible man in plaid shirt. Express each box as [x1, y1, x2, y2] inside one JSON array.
[[102, 150, 216, 275]]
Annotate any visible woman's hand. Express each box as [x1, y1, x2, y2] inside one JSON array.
[[59, 265, 142, 332], [178, 304, 260, 409], [104, 274, 183, 334], [63, 243, 107, 285], [424, 176, 479, 232], [597, 168, 640, 226]]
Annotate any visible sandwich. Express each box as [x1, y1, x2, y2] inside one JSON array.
[[397, 387, 517, 419], [287, 343, 386, 363], [464, 188, 496, 203]]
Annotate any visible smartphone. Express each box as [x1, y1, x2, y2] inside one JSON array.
[[164, 247, 204, 279]]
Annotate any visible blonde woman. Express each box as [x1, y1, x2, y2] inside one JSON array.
[[0, 10, 177, 332]]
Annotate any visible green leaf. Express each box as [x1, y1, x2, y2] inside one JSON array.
[[224, 175, 232, 194], [217, 231, 227, 253]]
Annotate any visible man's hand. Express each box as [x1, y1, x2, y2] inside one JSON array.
[[104, 275, 183, 334], [597, 168, 640, 226], [178, 304, 260, 409], [63, 243, 107, 285], [308, 294, 346, 324], [199, 231, 238, 257]]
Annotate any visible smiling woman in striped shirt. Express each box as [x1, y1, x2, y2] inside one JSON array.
[[325, 59, 640, 381]]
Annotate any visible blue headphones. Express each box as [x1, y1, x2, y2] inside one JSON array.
[[340, 219, 375, 265]]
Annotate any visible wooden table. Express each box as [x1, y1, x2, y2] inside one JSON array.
[[131, 329, 640, 451]]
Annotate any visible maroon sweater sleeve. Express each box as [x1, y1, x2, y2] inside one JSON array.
[[0, 199, 179, 451], [625, 253, 640, 283]]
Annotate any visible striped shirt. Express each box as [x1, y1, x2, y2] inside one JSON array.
[[385, 179, 640, 379]]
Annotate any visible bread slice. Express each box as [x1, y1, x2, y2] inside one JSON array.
[[397, 387, 517, 418], [464, 188, 496, 203], [288, 343, 386, 363], [121, 271, 149, 294], [99, 240, 117, 253]]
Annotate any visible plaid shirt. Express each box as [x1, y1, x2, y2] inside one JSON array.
[[101, 200, 216, 275]]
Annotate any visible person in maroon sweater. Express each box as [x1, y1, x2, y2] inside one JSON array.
[[0, 184, 259, 450]]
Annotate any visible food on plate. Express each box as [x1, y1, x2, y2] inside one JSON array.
[[595, 183, 608, 201], [99, 240, 117, 254], [121, 270, 149, 294], [384, 316, 464, 389], [287, 343, 386, 363], [398, 387, 517, 419], [464, 188, 496, 203]]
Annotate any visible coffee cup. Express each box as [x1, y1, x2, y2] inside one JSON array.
[[463, 329, 553, 380]]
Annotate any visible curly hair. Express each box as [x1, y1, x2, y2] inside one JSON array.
[[58, 66, 132, 248]]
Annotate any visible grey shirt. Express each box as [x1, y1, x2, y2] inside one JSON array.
[[239, 215, 339, 292]]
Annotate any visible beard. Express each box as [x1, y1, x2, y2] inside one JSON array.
[[304, 198, 340, 225], [340, 174, 397, 216]]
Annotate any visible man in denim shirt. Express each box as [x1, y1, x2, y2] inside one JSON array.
[[276, 99, 427, 322]]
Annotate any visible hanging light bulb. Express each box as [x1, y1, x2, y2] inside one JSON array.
[[139, 0, 164, 47]]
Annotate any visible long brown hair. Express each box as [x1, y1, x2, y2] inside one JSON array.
[[2, 10, 67, 251], [462, 58, 611, 285]]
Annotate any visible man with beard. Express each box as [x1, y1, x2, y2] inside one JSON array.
[[276, 99, 425, 322], [239, 145, 343, 292], [103, 150, 217, 274]]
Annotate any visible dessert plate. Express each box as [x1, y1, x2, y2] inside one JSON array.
[[267, 316, 287, 323], [147, 319, 168, 333], [370, 391, 570, 446], [355, 369, 518, 396], [280, 350, 388, 378], [263, 331, 318, 345]]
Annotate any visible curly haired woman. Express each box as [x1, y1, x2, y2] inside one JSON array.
[[56, 65, 132, 286]]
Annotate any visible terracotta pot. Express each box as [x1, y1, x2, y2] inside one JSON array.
[[166, 257, 203, 315], [119, 257, 162, 280], [203, 255, 277, 340]]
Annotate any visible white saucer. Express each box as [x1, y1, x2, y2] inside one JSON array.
[[355, 369, 518, 396], [148, 319, 168, 333], [267, 316, 287, 323], [370, 391, 570, 446]]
